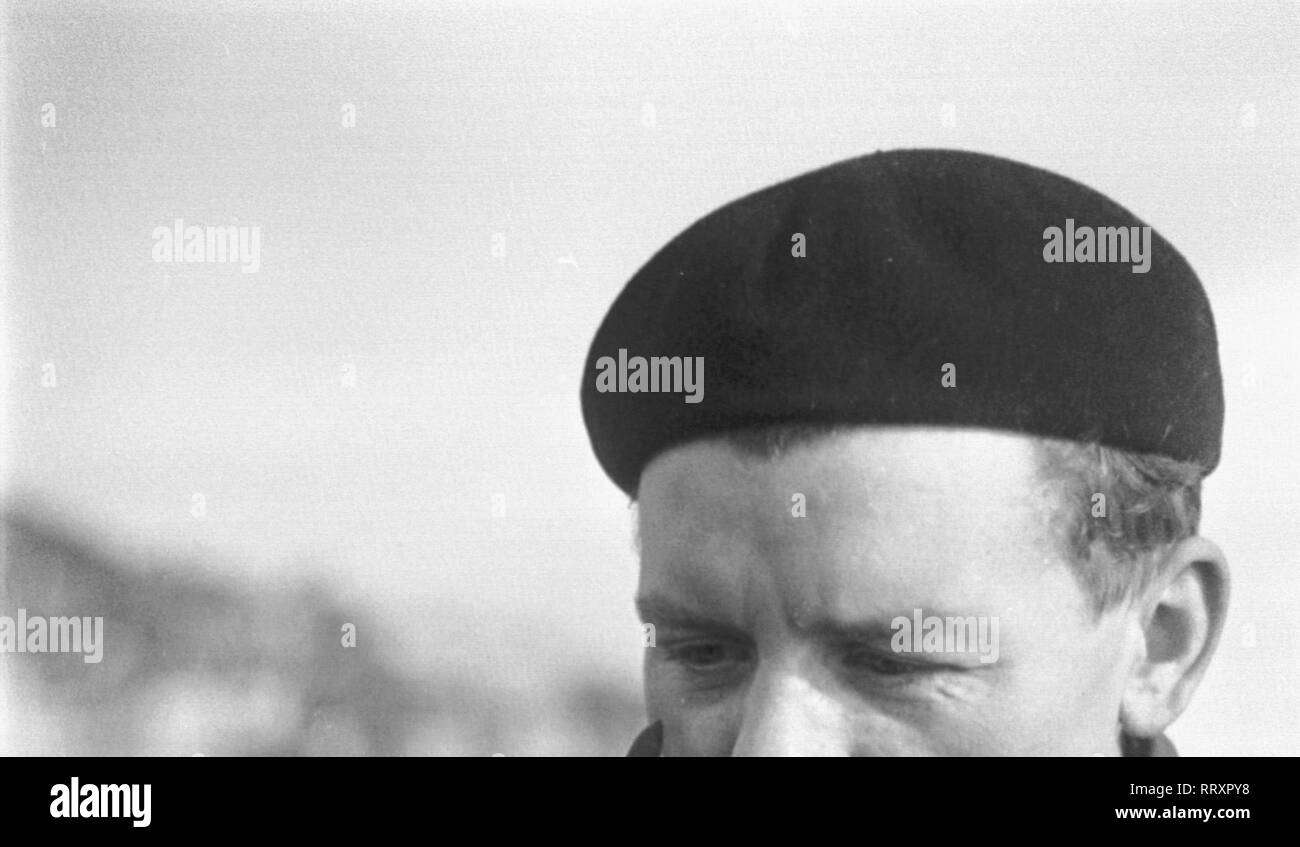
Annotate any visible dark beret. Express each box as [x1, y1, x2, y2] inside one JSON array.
[[581, 148, 1223, 496]]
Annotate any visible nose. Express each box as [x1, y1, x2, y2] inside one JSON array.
[[731, 668, 847, 756]]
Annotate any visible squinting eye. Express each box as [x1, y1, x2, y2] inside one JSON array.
[[664, 641, 748, 672], [842, 649, 927, 677]]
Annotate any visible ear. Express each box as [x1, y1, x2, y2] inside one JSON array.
[[1120, 536, 1230, 738]]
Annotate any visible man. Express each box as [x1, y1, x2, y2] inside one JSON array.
[[581, 149, 1227, 756]]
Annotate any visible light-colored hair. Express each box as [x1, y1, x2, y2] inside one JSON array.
[[656, 423, 1204, 615], [1035, 439, 1204, 612]]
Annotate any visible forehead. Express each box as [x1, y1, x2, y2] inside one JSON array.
[[635, 427, 1076, 620]]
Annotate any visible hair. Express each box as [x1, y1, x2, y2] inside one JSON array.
[[1035, 438, 1205, 613], [668, 423, 1206, 616]]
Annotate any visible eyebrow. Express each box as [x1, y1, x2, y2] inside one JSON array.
[[636, 594, 982, 644], [635, 594, 748, 639], [802, 619, 899, 644]]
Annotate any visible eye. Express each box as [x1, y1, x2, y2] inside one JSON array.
[[662, 640, 750, 673], [841, 648, 930, 677]]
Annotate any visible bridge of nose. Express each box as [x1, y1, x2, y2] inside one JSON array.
[[731, 659, 851, 756]]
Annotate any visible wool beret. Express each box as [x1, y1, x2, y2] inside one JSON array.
[[581, 148, 1223, 496]]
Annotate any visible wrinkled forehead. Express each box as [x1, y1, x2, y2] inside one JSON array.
[[634, 426, 1074, 619], [637, 425, 1057, 513]]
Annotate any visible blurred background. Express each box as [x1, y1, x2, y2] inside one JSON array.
[[2, 0, 1297, 755]]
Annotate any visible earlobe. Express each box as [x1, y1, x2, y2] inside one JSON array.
[[1120, 536, 1230, 739]]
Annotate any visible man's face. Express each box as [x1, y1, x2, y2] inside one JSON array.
[[635, 427, 1141, 755]]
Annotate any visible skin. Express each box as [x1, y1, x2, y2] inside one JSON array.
[[635, 426, 1229, 756]]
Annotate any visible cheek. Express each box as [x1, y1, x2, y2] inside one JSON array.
[[963, 629, 1131, 753], [1054, 622, 1134, 735]]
